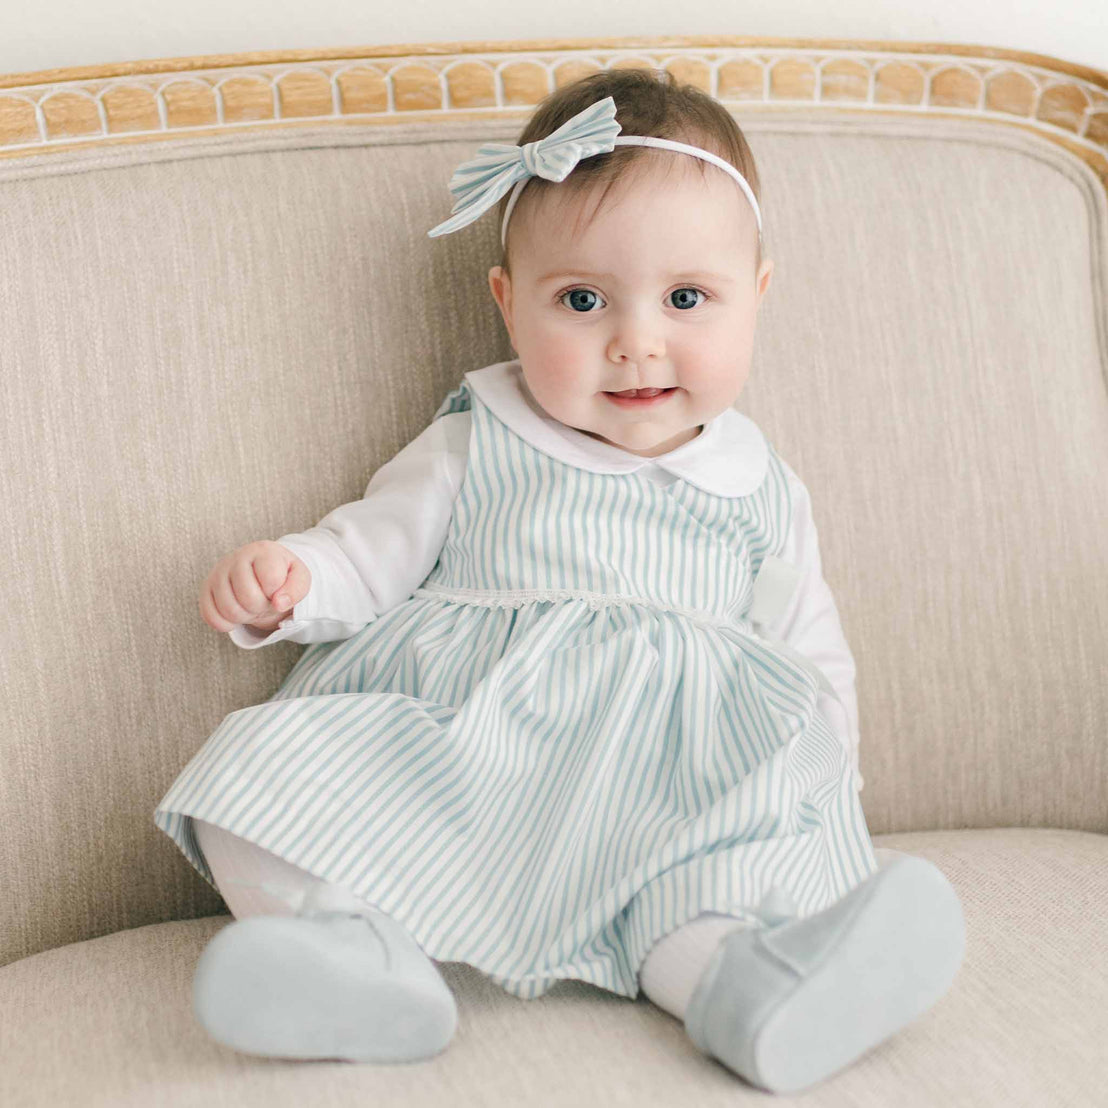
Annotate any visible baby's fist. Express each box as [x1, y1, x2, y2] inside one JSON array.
[[200, 540, 312, 633]]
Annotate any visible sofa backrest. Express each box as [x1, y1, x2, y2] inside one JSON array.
[[2, 43, 1106, 965]]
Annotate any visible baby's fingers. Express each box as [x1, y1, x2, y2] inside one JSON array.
[[249, 546, 310, 612], [220, 554, 279, 624], [200, 585, 239, 632], [270, 555, 311, 612], [221, 555, 273, 623]]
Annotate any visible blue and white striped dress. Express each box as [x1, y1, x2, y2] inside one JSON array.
[[155, 376, 878, 1000]]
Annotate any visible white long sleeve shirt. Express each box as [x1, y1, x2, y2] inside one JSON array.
[[229, 360, 864, 790]]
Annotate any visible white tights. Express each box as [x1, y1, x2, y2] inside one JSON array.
[[192, 818, 751, 1022]]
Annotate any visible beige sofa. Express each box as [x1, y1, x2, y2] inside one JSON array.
[[2, 35, 1106, 1107]]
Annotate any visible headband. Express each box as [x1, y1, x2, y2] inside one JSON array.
[[426, 95, 763, 247]]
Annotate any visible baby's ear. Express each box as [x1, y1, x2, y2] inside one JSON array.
[[488, 266, 515, 344], [755, 257, 774, 305]]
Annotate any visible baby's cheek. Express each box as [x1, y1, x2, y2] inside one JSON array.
[[678, 358, 724, 395], [529, 347, 581, 392], [518, 355, 577, 416], [540, 332, 586, 370], [687, 336, 749, 389]]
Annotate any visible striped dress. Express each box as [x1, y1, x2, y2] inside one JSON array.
[[155, 377, 878, 1000]]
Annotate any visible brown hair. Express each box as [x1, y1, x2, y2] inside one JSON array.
[[496, 67, 764, 277]]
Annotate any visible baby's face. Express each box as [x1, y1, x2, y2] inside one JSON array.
[[488, 156, 774, 458]]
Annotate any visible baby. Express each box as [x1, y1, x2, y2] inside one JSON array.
[[155, 68, 965, 1095]]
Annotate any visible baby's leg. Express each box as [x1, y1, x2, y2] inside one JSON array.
[[639, 913, 756, 1021], [637, 850, 907, 1020], [191, 819, 457, 1062], [670, 851, 965, 1095], [194, 818, 384, 918]]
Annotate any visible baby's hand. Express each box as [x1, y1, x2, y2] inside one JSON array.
[[199, 540, 312, 633]]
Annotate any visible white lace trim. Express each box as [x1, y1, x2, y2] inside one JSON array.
[[412, 582, 750, 633]]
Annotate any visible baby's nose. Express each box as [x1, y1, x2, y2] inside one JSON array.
[[607, 326, 665, 364]]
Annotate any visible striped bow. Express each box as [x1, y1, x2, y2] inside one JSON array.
[[427, 95, 622, 238]]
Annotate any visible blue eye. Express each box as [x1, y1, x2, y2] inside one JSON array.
[[670, 287, 706, 310], [558, 286, 709, 312], [560, 288, 604, 313]]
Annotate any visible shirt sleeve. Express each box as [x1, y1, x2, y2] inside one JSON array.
[[770, 462, 865, 793], [228, 410, 472, 650]]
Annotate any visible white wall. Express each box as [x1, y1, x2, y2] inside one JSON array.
[[1, 0, 1105, 79]]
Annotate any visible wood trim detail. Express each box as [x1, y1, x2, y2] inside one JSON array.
[[2, 37, 1106, 188]]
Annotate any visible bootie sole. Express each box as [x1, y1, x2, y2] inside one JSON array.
[[192, 913, 458, 1063], [684, 853, 965, 1094]]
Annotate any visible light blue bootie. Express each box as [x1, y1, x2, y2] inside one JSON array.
[[683, 852, 965, 1094], [192, 882, 458, 1063]]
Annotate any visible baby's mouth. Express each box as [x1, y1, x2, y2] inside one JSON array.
[[606, 387, 675, 398]]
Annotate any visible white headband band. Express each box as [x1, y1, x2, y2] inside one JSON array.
[[498, 134, 763, 248], [426, 95, 763, 248]]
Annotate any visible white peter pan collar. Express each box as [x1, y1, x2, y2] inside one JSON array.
[[462, 360, 769, 498]]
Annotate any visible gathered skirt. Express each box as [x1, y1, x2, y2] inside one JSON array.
[[154, 592, 878, 999]]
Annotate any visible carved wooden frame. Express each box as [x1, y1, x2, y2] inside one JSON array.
[[2, 35, 1106, 191]]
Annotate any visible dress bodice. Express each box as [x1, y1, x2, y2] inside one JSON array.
[[420, 377, 795, 627]]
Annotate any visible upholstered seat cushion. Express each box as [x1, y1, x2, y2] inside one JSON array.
[[3, 829, 1105, 1108]]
